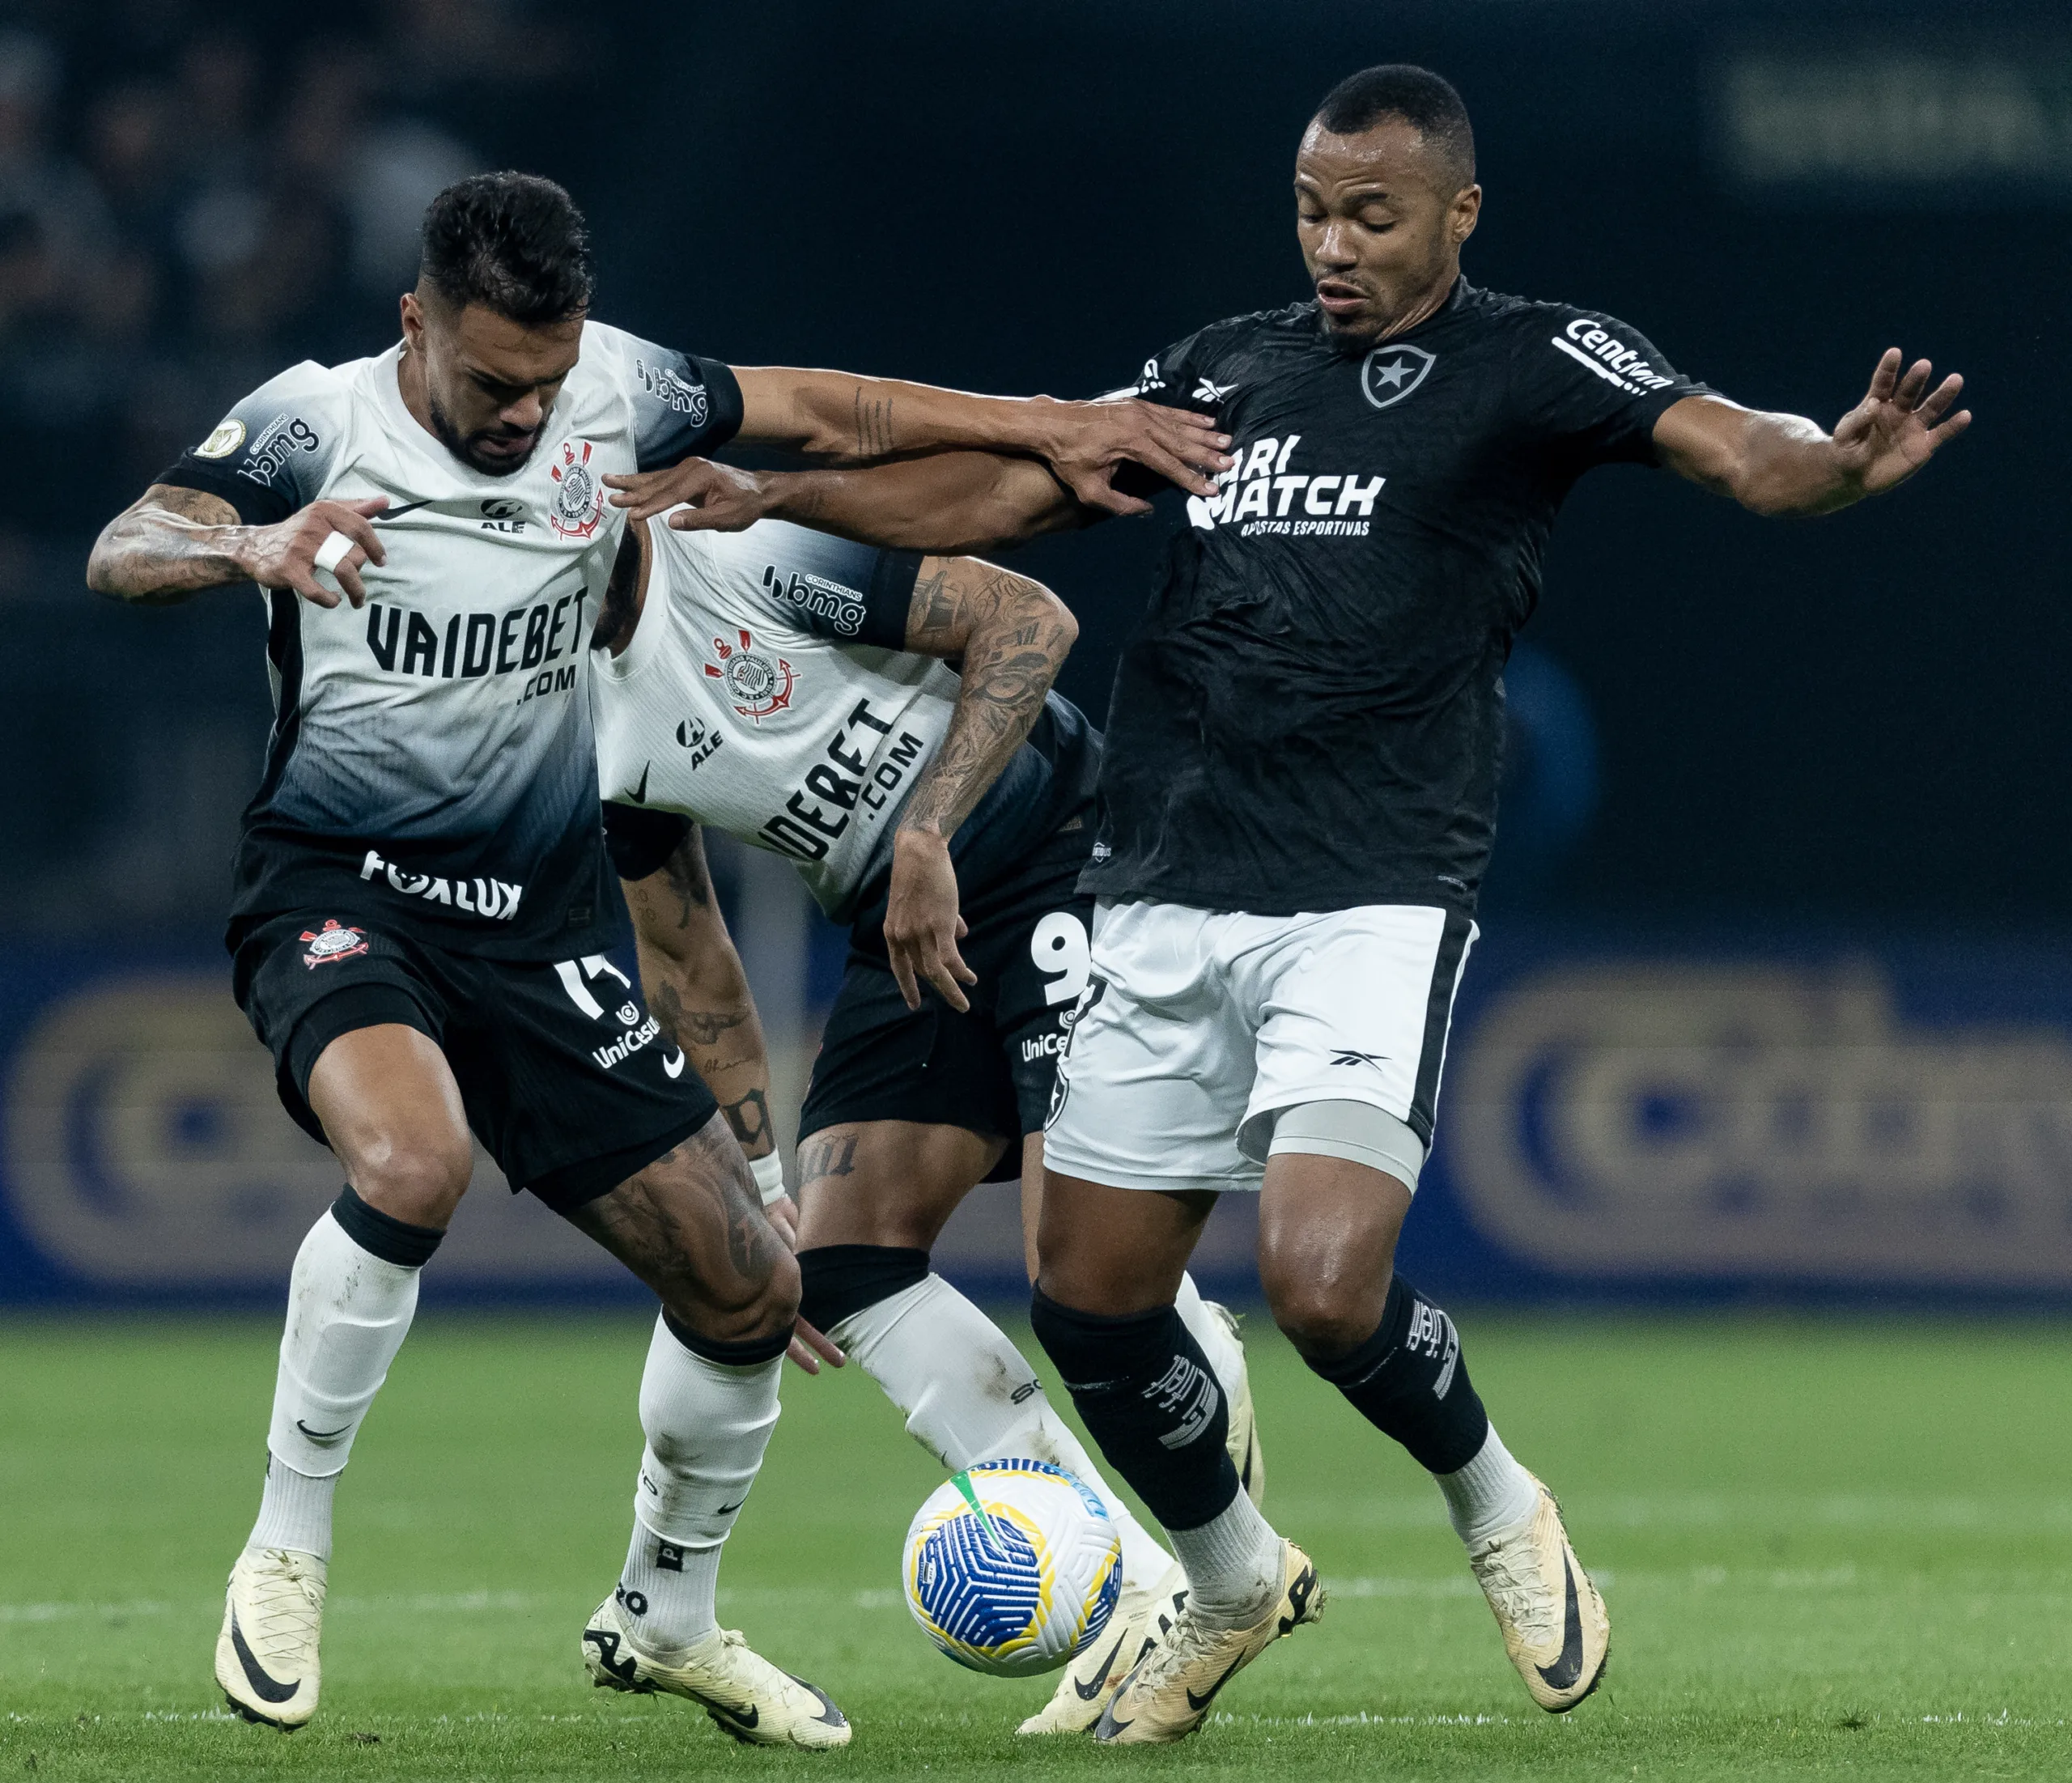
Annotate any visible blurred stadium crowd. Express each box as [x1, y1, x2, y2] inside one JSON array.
[[0, 2, 582, 533]]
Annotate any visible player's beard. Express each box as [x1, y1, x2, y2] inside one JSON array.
[[427, 389, 541, 477]]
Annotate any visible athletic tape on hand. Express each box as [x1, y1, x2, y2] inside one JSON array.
[[749, 1152, 788, 1207], [312, 530, 355, 574]]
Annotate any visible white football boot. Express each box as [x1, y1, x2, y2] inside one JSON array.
[[1018, 1562, 1188, 1734], [1466, 1474, 1610, 1712], [580, 1592, 851, 1749], [215, 1547, 326, 1730], [1204, 1299, 1267, 1507], [1093, 1539, 1325, 1744]]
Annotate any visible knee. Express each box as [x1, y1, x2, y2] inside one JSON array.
[[664, 1243, 799, 1348], [349, 1133, 473, 1229], [1262, 1252, 1394, 1361]]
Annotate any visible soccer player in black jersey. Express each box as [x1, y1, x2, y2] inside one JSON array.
[[84, 172, 1225, 1744], [615, 64, 1969, 1741]]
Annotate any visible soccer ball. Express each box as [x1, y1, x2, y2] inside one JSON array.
[[901, 1457, 1123, 1676]]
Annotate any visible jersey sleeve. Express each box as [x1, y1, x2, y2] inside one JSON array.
[[1104, 329, 1225, 499], [695, 518, 922, 650], [601, 803, 694, 882], [1514, 306, 1710, 470], [590, 323, 744, 470], [154, 361, 350, 525]]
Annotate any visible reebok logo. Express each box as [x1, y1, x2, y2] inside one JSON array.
[[1331, 1049, 1388, 1070]]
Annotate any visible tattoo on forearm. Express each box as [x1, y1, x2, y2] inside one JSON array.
[[852, 386, 896, 459], [90, 487, 251, 602], [900, 564, 1071, 838], [723, 1088, 771, 1153], [661, 832, 714, 923]]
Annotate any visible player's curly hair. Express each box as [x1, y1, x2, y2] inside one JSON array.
[[418, 172, 593, 326], [1314, 65, 1475, 187]]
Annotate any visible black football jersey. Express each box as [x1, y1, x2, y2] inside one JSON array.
[[1081, 278, 1707, 918]]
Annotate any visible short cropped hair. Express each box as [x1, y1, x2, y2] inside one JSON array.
[[1313, 65, 1475, 186], [419, 172, 593, 326]]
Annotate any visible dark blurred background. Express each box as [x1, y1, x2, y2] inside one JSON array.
[[0, 0, 2066, 1305]]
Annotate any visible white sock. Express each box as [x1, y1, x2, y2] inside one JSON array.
[[1436, 1424, 1539, 1546], [827, 1273, 1176, 1595], [1174, 1272, 1243, 1403], [249, 1208, 422, 1557], [619, 1314, 783, 1657], [1167, 1491, 1283, 1627], [248, 1458, 338, 1560]]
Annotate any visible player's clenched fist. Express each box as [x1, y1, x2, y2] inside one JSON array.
[[243, 498, 391, 609]]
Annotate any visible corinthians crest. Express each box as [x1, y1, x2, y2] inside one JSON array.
[[547, 439, 605, 539], [703, 626, 796, 723]]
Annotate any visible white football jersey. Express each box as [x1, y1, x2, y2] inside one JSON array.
[[593, 517, 1106, 923], [162, 323, 739, 957]]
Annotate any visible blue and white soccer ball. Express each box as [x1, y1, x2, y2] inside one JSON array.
[[901, 1457, 1123, 1676]]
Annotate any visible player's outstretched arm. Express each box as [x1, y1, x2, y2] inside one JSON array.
[[609, 451, 1091, 554], [1654, 348, 1971, 517], [87, 486, 391, 607], [882, 557, 1079, 1013], [725, 367, 1229, 514]]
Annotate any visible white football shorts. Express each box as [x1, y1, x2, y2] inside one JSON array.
[[1042, 899, 1477, 1195]]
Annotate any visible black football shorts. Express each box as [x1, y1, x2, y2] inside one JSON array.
[[800, 827, 1097, 1183], [233, 910, 719, 1212]]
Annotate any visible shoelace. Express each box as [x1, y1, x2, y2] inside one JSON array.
[[1470, 1536, 1559, 1649], [244, 1555, 323, 1666], [1127, 1609, 1225, 1697]]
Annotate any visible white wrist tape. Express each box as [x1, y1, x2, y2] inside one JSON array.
[[749, 1152, 788, 1207], [312, 530, 355, 574]]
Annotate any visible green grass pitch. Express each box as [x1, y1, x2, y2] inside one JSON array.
[[2, 1311, 2066, 1781]]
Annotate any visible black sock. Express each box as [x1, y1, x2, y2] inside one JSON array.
[[1303, 1275, 1489, 1475], [1029, 1287, 1238, 1532], [796, 1244, 930, 1332]]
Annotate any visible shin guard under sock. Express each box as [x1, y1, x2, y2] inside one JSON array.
[[1304, 1274, 1490, 1475]]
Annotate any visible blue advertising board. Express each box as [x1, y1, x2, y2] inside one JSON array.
[[2, 932, 2069, 1307]]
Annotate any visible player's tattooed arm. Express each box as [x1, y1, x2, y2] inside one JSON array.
[[1654, 349, 1971, 516], [880, 558, 1078, 1013], [87, 486, 393, 607], [621, 826, 778, 1161], [725, 367, 1229, 512]]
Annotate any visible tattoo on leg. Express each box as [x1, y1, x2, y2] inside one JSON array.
[[723, 1088, 771, 1153]]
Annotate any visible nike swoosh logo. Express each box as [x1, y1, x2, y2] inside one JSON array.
[[1072, 1632, 1128, 1700], [707, 1700, 759, 1730], [370, 499, 435, 524], [1183, 1653, 1248, 1713], [783, 1674, 848, 1728], [630, 763, 650, 804], [663, 1049, 686, 1078], [1535, 1555, 1586, 1692], [229, 1611, 300, 1704], [295, 1420, 350, 1443], [715, 1497, 746, 1515]]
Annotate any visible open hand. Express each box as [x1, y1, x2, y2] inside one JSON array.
[[604, 459, 775, 531], [246, 497, 389, 608], [884, 830, 976, 1012], [1030, 395, 1233, 516], [1832, 349, 1970, 497]]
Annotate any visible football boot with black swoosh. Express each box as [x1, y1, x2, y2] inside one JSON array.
[[1018, 1562, 1188, 1734], [580, 1592, 851, 1749], [1466, 1474, 1610, 1712], [1092, 1540, 1324, 1745], [215, 1547, 326, 1729]]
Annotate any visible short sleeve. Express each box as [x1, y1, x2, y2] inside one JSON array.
[[591, 324, 743, 469], [1103, 330, 1225, 500], [696, 518, 921, 650], [602, 802, 693, 882], [1514, 308, 1709, 471], [155, 362, 349, 525]]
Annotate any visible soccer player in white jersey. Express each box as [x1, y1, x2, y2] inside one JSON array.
[[85, 172, 1229, 1745], [582, 507, 1264, 1730]]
